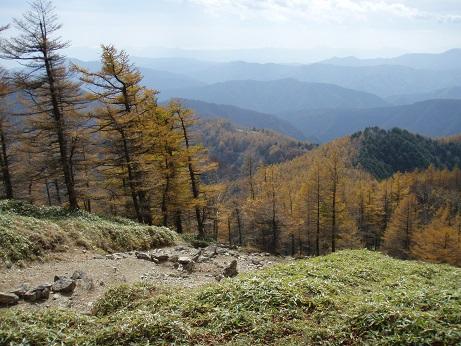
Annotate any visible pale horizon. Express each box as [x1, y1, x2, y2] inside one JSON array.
[[1, 0, 461, 63]]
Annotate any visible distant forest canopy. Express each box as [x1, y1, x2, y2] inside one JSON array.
[[352, 127, 461, 179], [0, 1, 460, 266]]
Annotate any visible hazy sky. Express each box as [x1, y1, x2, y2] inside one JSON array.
[[1, 0, 461, 62]]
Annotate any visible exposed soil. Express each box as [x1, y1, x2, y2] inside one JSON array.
[[0, 244, 286, 313]]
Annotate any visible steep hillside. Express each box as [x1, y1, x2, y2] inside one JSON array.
[[281, 99, 461, 142], [161, 79, 388, 113], [179, 98, 305, 140], [198, 119, 314, 180], [352, 127, 461, 179], [1, 250, 459, 345]]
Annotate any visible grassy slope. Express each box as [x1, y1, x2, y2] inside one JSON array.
[[1, 250, 460, 345], [0, 200, 178, 264]]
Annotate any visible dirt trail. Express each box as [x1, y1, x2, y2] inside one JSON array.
[[0, 244, 286, 313]]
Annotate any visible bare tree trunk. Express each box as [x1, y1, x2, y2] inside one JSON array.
[[315, 166, 320, 256], [0, 125, 13, 198], [54, 179, 62, 204], [45, 179, 51, 206], [174, 210, 183, 234], [40, 22, 78, 210], [178, 114, 204, 238], [235, 208, 243, 245]]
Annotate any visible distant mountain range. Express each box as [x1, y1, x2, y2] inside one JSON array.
[[161, 79, 388, 114], [280, 99, 461, 143], [176, 98, 305, 140], [386, 86, 461, 105], [70, 58, 204, 91], [71, 49, 461, 100], [321, 49, 461, 71]]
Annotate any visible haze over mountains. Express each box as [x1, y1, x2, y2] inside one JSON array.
[[282, 99, 461, 143], [71, 48, 461, 143]]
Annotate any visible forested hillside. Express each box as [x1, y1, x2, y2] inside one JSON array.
[[198, 119, 314, 180], [221, 133, 461, 266]]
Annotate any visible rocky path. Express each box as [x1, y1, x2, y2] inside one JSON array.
[[0, 244, 286, 313]]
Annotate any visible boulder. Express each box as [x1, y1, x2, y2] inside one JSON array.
[[135, 251, 151, 261], [182, 261, 195, 273], [0, 292, 19, 306], [151, 254, 169, 263], [223, 260, 238, 278], [23, 284, 51, 302], [192, 249, 203, 262], [169, 255, 179, 263], [10, 284, 29, 299], [178, 256, 192, 265], [71, 270, 86, 280], [52, 277, 76, 294]]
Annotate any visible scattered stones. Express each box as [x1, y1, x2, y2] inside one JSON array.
[[0, 292, 19, 306], [223, 260, 238, 278], [52, 276, 76, 294]]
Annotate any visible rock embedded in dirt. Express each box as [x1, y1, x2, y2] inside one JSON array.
[[0, 292, 19, 306], [52, 277, 76, 294], [223, 260, 238, 278]]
